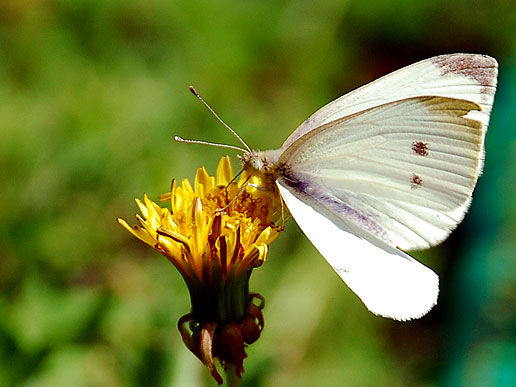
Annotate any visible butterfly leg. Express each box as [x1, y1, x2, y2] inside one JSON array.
[[216, 181, 264, 214], [279, 194, 286, 230]]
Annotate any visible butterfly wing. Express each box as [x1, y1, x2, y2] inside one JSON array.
[[277, 180, 439, 320], [283, 54, 498, 160], [279, 96, 489, 251]]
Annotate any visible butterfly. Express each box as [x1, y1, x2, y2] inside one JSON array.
[[177, 54, 498, 321]]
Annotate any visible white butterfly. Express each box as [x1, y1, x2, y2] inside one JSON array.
[[178, 54, 498, 321]]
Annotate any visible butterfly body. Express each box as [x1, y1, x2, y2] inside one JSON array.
[[187, 54, 499, 320]]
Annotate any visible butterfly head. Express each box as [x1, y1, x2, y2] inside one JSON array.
[[240, 151, 264, 171], [240, 149, 281, 171], [239, 149, 283, 189]]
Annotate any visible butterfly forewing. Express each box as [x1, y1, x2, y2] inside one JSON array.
[[279, 96, 485, 250]]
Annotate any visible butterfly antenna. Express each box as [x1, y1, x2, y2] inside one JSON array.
[[188, 86, 252, 152], [174, 136, 247, 152]]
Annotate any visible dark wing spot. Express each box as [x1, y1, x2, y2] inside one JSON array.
[[411, 174, 423, 189], [412, 141, 429, 156], [431, 54, 497, 96]]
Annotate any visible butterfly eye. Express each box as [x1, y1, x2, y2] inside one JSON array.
[[250, 158, 263, 171]]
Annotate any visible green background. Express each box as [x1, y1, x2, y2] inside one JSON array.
[[1, 1, 515, 386]]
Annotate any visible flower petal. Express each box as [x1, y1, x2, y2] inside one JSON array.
[[216, 155, 233, 186], [195, 167, 215, 196], [117, 218, 157, 246]]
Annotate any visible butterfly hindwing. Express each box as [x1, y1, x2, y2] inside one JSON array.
[[277, 180, 439, 321]]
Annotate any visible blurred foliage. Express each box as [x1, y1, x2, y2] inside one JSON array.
[[0, 0, 515, 386]]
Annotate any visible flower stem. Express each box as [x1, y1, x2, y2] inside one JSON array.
[[224, 364, 241, 387]]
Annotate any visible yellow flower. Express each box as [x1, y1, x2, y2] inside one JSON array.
[[118, 156, 281, 384]]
